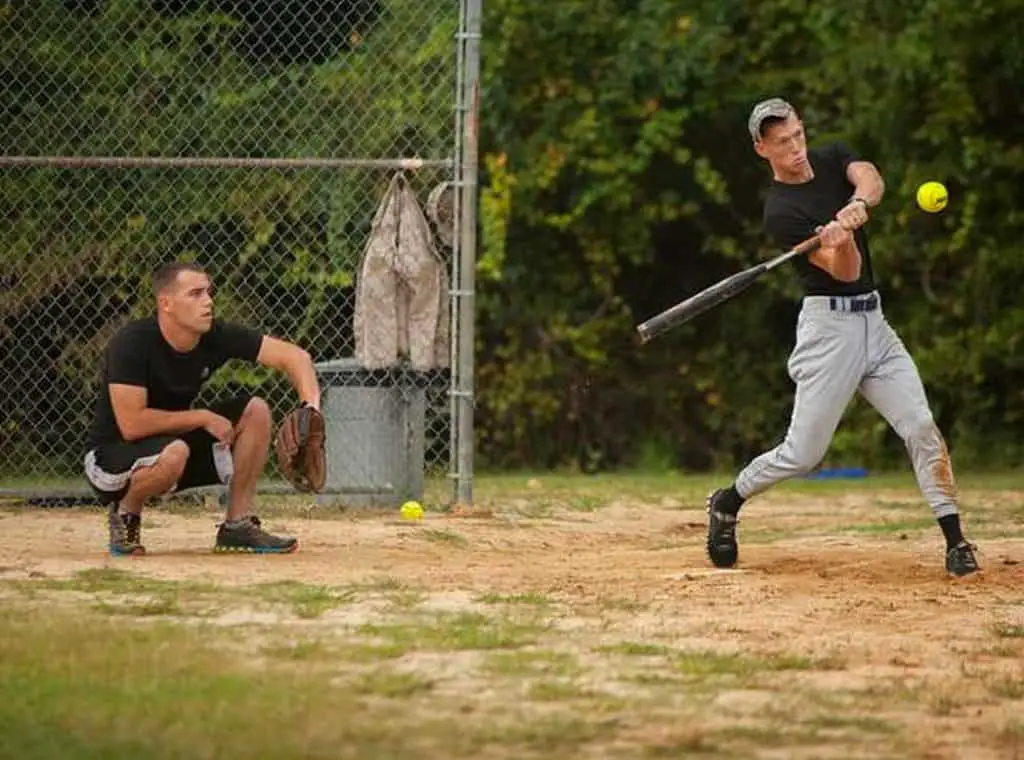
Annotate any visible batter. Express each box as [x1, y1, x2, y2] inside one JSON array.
[[705, 98, 980, 578]]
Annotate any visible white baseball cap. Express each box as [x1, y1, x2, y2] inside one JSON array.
[[748, 97, 796, 141]]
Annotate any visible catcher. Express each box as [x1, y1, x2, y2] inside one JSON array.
[[83, 261, 326, 556]]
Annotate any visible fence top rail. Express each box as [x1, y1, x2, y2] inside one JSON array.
[[0, 156, 453, 171]]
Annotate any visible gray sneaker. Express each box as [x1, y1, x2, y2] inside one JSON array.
[[214, 515, 297, 554], [706, 489, 739, 568], [108, 506, 145, 556], [946, 541, 980, 578]]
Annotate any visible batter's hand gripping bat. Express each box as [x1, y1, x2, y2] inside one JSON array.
[[635, 234, 821, 343]]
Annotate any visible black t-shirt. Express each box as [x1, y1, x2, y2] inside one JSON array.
[[763, 142, 876, 296], [87, 317, 264, 448]]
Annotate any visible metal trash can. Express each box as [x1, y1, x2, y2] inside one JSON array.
[[313, 358, 426, 508]]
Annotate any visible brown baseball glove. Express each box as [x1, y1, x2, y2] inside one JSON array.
[[274, 403, 327, 493]]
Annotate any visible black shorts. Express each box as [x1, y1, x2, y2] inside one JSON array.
[[83, 396, 251, 505]]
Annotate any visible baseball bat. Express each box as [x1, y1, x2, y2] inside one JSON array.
[[635, 234, 821, 343]]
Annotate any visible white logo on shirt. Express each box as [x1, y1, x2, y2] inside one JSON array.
[[200, 366, 210, 379]]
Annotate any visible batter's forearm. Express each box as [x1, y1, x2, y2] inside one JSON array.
[[850, 164, 885, 208], [833, 238, 863, 281], [811, 238, 862, 283]]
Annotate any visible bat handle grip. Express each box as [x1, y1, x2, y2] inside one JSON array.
[[793, 235, 822, 255]]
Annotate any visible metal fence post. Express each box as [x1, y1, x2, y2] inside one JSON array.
[[452, 0, 481, 506]]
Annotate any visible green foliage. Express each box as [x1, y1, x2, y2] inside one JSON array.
[[0, 0, 455, 475], [3, 0, 1023, 475], [475, 0, 1024, 471]]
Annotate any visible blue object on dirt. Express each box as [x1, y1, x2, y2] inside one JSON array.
[[805, 467, 869, 480]]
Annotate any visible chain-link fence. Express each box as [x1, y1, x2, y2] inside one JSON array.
[[0, 0, 480, 506]]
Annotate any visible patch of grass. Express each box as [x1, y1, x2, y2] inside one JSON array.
[[420, 528, 469, 547], [992, 622, 1024, 639], [263, 640, 335, 661], [725, 725, 799, 744], [335, 642, 410, 663], [527, 679, 594, 701], [978, 643, 1020, 658], [597, 642, 674, 657], [567, 496, 605, 512], [626, 672, 693, 691], [362, 575, 410, 592], [478, 714, 617, 753], [353, 669, 435, 698], [386, 589, 428, 610], [840, 518, 937, 535], [483, 649, 580, 677], [675, 650, 815, 677], [597, 597, 645, 612], [94, 595, 184, 618], [928, 686, 967, 716], [11, 568, 218, 617], [869, 499, 921, 511], [804, 715, 897, 734], [721, 715, 898, 751], [0, 608, 483, 759], [986, 676, 1024, 700], [20, 567, 213, 595], [253, 580, 357, 619], [475, 591, 554, 607], [472, 470, 1024, 510], [359, 611, 544, 652]]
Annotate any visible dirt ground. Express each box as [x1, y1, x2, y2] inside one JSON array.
[[2, 485, 1023, 759]]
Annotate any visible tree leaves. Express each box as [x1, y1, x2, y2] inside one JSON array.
[[475, 0, 1024, 470]]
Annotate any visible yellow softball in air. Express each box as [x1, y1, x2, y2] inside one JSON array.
[[916, 181, 948, 213], [400, 500, 424, 520]]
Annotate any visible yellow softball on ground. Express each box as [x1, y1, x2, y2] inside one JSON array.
[[916, 181, 948, 213], [400, 500, 424, 520]]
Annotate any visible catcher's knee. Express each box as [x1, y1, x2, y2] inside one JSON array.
[[160, 440, 190, 478], [241, 397, 272, 433]]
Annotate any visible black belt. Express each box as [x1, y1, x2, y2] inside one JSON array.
[[828, 293, 878, 313]]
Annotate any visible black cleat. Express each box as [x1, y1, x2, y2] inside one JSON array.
[[214, 515, 298, 554], [706, 489, 739, 568], [946, 541, 980, 578]]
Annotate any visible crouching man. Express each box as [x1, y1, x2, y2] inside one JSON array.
[[83, 261, 321, 556]]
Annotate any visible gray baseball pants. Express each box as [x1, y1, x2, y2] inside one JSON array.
[[735, 291, 959, 518]]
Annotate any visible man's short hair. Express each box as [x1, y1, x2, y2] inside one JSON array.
[[748, 97, 796, 141], [152, 261, 207, 297]]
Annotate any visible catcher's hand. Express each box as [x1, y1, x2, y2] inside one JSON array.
[[274, 403, 327, 493]]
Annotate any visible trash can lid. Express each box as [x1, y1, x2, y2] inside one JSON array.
[[315, 358, 433, 387]]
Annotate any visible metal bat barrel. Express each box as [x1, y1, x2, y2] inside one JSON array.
[[635, 235, 820, 343], [637, 266, 766, 342]]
